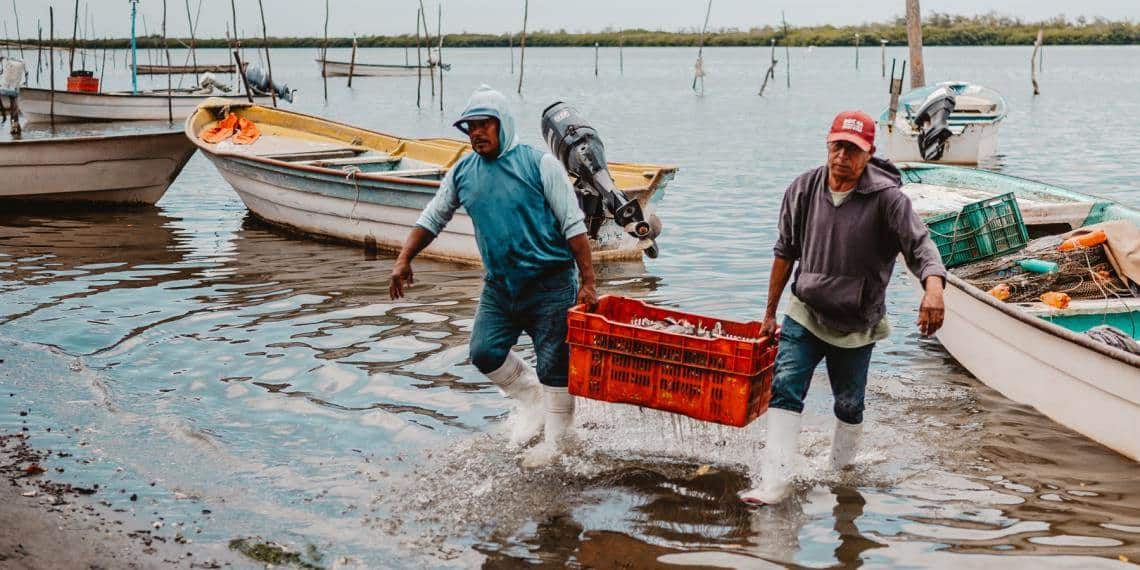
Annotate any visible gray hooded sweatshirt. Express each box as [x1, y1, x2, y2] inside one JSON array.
[[774, 157, 946, 334]]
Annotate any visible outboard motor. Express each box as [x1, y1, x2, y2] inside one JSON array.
[[913, 86, 956, 162], [541, 101, 659, 258], [244, 65, 294, 103]]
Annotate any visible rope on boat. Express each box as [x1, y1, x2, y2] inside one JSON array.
[[344, 165, 363, 223]]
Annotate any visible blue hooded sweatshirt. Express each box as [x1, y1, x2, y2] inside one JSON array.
[[416, 85, 586, 296]]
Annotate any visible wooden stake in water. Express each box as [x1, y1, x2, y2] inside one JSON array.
[[418, 0, 433, 97], [68, 0, 78, 72], [438, 3, 444, 112], [880, 38, 888, 77], [854, 33, 860, 70], [256, 0, 276, 108], [347, 36, 357, 88], [322, 0, 328, 100], [594, 42, 599, 76], [48, 6, 53, 127], [691, 0, 711, 94], [163, 0, 173, 124], [782, 10, 790, 88], [508, 32, 513, 74], [233, 49, 253, 103], [619, 33, 624, 75], [230, 0, 241, 95], [11, 0, 23, 58], [1031, 27, 1043, 96], [905, 0, 925, 88], [517, 0, 527, 94], [415, 8, 422, 108], [36, 22, 41, 83], [184, 0, 198, 71], [758, 38, 777, 96]]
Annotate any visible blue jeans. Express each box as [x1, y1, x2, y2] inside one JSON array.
[[469, 268, 578, 387], [769, 317, 875, 425]]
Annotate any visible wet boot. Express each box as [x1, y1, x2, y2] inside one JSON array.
[[520, 386, 575, 468], [739, 408, 802, 505], [828, 419, 863, 470], [484, 352, 544, 446]]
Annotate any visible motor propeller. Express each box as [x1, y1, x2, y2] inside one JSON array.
[[541, 101, 660, 258]]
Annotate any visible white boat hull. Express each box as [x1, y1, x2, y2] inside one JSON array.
[[883, 121, 1001, 165], [205, 154, 655, 264], [931, 277, 1140, 461], [0, 131, 196, 204], [18, 88, 274, 123]]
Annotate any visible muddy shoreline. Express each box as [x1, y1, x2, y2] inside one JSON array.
[[0, 427, 238, 569]]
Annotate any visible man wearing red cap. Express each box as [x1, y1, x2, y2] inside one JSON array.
[[740, 110, 947, 505]]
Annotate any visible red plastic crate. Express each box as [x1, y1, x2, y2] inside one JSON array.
[[567, 295, 778, 427], [67, 75, 100, 93]]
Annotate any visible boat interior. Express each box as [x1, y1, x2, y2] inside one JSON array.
[[187, 100, 675, 197], [901, 164, 1140, 343]]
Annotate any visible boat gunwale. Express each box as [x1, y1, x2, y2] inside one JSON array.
[[0, 129, 189, 147], [185, 104, 678, 191], [21, 87, 271, 102]]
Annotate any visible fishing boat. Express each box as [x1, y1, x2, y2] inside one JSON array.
[[316, 58, 448, 78], [185, 100, 675, 264], [0, 129, 196, 205], [17, 88, 275, 123], [880, 82, 1007, 165], [899, 163, 1140, 461], [135, 63, 239, 75]]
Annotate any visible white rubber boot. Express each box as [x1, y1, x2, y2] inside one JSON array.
[[520, 386, 575, 468], [828, 419, 863, 470], [739, 408, 802, 505], [484, 352, 544, 446]]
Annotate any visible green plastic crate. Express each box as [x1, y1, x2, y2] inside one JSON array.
[[924, 193, 1029, 268]]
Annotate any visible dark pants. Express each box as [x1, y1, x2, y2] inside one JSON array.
[[769, 317, 874, 425], [469, 269, 578, 387]]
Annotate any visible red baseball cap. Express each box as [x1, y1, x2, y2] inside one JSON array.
[[827, 110, 875, 152]]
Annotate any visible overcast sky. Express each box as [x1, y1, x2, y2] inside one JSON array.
[[6, 0, 1134, 40]]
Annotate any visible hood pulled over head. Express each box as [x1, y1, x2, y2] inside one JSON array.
[[454, 84, 518, 159]]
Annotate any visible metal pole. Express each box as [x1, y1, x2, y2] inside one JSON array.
[[130, 0, 139, 93]]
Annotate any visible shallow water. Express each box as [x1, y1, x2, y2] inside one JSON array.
[[2, 45, 1139, 567]]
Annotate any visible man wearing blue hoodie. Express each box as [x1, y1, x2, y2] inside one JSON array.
[[389, 85, 596, 467]]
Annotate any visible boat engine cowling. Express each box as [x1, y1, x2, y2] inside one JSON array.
[[913, 87, 956, 161], [245, 65, 294, 103], [541, 101, 659, 258]]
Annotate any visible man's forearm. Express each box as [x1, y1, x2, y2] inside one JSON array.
[[397, 226, 437, 264], [765, 256, 795, 318], [567, 234, 595, 285]]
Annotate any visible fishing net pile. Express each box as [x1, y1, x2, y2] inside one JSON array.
[[953, 235, 1133, 303]]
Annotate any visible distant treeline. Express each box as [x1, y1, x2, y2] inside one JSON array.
[[11, 13, 1139, 49]]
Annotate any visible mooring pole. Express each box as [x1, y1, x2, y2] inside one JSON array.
[[1031, 27, 1043, 96], [619, 33, 624, 75], [880, 38, 888, 77], [905, 0, 925, 88], [347, 36, 356, 88], [49, 6, 54, 127], [256, 0, 276, 107], [419, 0, 433, 97], [68, 0, 78, 72], [163, 0, 172, 124], [594, 42, 599, 76], [322, 0, 328, 100], [438, 3, 444, 112], [129, 0, 139, 93], [854, 33, 860, 70], [517, 0, 528, 94], [415, 8, 422, 108]]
